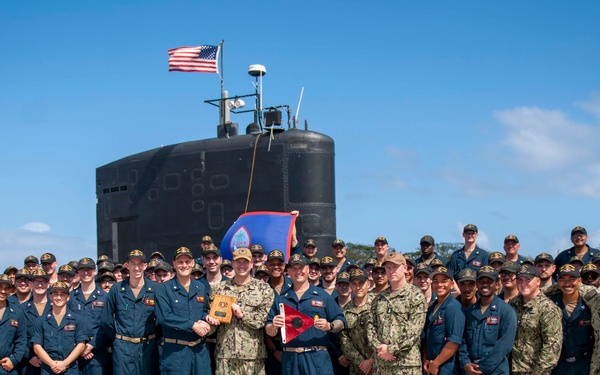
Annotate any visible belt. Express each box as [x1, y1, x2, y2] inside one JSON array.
[[115, 334, 156, 344], [205, 338, 216, 343], [562, 352, 590, 363], [164, 337, 205, 347], [283, 346, 327, 353]]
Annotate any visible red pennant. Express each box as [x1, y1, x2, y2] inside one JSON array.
[[280, 303, 315, 344]]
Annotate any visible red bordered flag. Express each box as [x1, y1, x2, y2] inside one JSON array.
[[168, 45, 220, 74], [279, 303, 314, 344]]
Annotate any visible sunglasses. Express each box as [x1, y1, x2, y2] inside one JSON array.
[[583, 274, 599, 281]]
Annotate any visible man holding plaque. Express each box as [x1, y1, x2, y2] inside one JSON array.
[[210, 247, 275, 374], [265, 254, 346, 375]]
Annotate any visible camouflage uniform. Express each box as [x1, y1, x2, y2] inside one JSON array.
[[340, 295, 374, 375], [366, 283, 427, 375], [509, 293, 563, 375], [210, 278, 275, 375]]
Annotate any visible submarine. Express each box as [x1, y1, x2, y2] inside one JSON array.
[[96, 64, 336, 262]]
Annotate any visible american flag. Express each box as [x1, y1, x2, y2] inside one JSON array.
[[168, 45, 220, 73]]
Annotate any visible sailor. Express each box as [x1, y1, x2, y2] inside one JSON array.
[[68, 257, 109, 375], [549, 264, 593, 375], [101, 250, 160, 375], [32, 282, 87, 375], [265, 254, 346, 375], [0, 273, 28, 374], [22, 269, 53, 375], [447, 224, 489, 281], [422, 266, 464, 375], [155, 246, 215, 375], [458, 266, 517, 375]]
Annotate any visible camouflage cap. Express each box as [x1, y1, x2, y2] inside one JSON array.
[[429, 266, 453, 280], [336, 271, 350, 284], [569, 255, 584, 265], [571, 226, 587, 236], [128, 249, 146, 262], [3, 265, 18, 274], [534, 252, 554, 264], [558, 263, 580, 278], [374, 236, 388, 245], [267, 250, 285, 262], [504, 234, 519, 243], [0, 273, 12, 286], [250, 244, 265, 254], [517, 264, 540, 279], [220, 259, 233, 269], [488, 252, 505, 265], [49, 281, 69, 294], [174, 246, 194, 260], [201, 235, 214, 243], [477, 265, 498, 281], [457, 268, 477, 283], [31, 269, 49, 281], [463, 223, 478, 233], [233, 248, 252, 262], [320, 256, 336, 267], [332, 239, 345, 247], [349, 269, 369, 282], [581, 263, 600, 276], [420, 235, 435, 245], [255, 264, 270, 276], [500, 261, 520, 274], [288, 254, 308, 267], [383, 252, 406, 266], [77, 257, 96, 270], [415, 262, 433, 276], [57, 264, 75, 276], [24, 255, 39, 265], [202, 245, 222, 257], [40, 253, 57, 264], [304, 239, 316, 247], [430, 258, 445, 269], [15, 268, 31, 280]]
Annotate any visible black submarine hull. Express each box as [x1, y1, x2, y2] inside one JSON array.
[[96, 128, 336, 262]]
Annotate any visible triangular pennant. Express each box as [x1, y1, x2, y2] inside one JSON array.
[[279, 303, 315, 344]]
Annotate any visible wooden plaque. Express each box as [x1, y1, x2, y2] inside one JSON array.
[[209, 294, 237, 324]]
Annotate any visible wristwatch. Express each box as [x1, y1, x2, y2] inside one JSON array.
[[329, 322, 335, 331]]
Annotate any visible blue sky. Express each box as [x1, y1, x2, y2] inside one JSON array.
[[1, 1, 599, 267]]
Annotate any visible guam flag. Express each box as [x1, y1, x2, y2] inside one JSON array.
[[220, 211, 297, 261]]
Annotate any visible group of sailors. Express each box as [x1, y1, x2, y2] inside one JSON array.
[[0, 224, 599, 375]]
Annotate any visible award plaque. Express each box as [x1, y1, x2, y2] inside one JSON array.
[[209, 294, 237, 324]]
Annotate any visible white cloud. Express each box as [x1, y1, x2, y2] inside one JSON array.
[[493, 106, 597, 171], [576, 92, 600, 120], [19, 221, 51, 233]]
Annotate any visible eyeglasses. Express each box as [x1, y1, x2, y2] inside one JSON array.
[[583, 274, 599, 281]]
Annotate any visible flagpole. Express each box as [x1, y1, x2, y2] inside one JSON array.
[[219, 40, 224, 96]]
